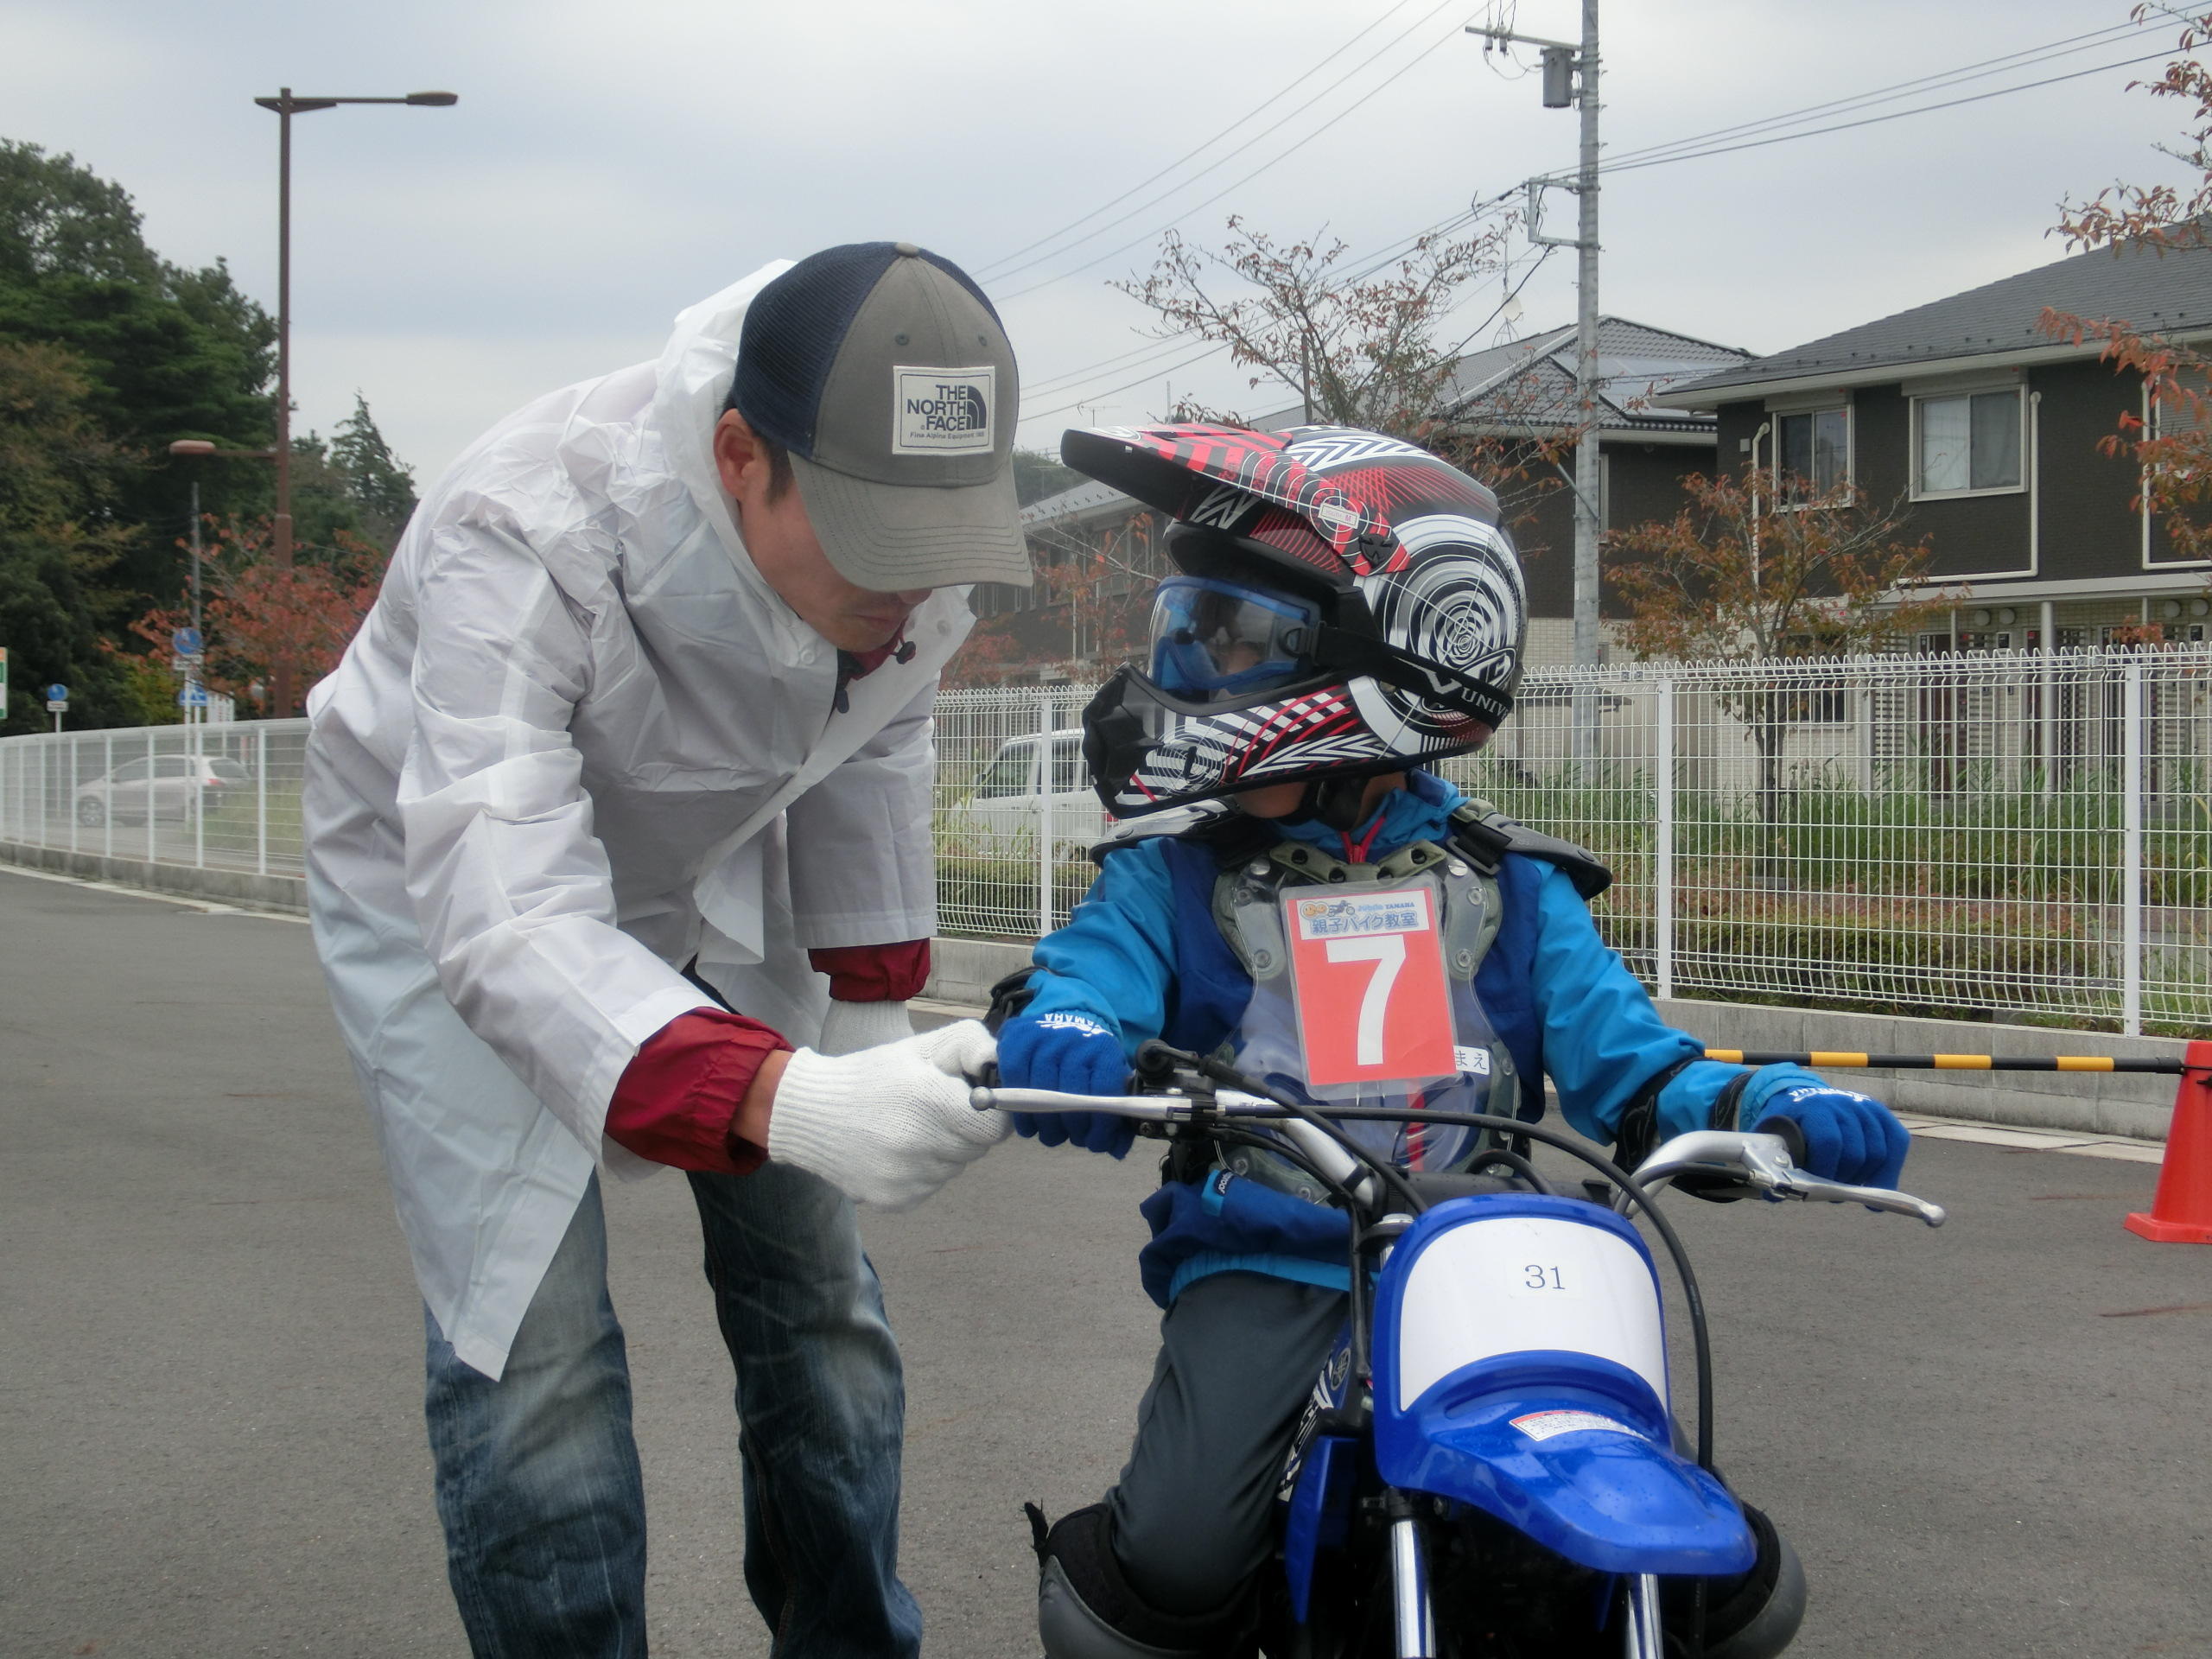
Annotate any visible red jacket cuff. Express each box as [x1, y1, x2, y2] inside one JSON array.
[[604, 1008, 791, 1174], [807, 939, 931, 1003]]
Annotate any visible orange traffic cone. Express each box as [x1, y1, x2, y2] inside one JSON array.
[[2125, 1040, 2212, 1244]]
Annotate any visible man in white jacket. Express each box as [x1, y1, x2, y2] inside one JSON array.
[[304, 244, 1022, 1656]]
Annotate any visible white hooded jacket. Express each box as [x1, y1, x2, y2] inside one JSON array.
[[304, 264, 973, 1377]]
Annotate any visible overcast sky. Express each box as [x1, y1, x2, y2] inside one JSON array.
[[2, 0, 2194, 486]]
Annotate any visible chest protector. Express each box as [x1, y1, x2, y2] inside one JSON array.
[[1106, 797, 1612, 1206]]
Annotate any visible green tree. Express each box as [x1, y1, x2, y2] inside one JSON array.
[[0, 139, 158, 287], [0, 141, 276, 603], [329, 391, 418, 549], [0, 340, 143, 733]]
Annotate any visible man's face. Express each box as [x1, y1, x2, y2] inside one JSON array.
[[714, 411, 931, 653]]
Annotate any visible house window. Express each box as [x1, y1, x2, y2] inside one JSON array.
[[1915, 390, 2022, 495], [1776, 407, 1848, 497]]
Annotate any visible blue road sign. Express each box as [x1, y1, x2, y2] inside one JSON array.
[[44, 683, 67, 701], [172, 627, 204, 657], [177, 684, 210, 708]]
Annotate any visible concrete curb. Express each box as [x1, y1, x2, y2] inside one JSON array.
[[0, 838, 307, 916]]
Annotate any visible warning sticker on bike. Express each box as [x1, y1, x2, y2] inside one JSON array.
[[1509, 1410, 1643, 1443], [1283, 882, 1455, 1088]]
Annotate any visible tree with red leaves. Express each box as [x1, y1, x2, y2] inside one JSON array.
[[132, 515, 382, 713], [2043, 5, 2212, 574]]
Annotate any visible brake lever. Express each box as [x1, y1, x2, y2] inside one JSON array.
[[1628, 1131, 1946, 1226], [1770, 1171, 1948, 1227]]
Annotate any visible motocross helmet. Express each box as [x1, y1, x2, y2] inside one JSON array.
[[1064, 423, 1526, 821]]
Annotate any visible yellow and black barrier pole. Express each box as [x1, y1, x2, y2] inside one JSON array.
[[1702, 1045, 2212, 1244], [1702, 1052, 2198, 1075]]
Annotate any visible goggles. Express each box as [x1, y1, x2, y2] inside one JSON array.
[[1147, 576, 1321, 703]]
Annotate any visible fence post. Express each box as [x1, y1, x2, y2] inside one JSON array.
[[103, 733, 113, 860], [1656, 679, 1675, 1002], [257, 724, 269, 877], [192, 718, 206, 869], [2123, 658, 2144, 1037], [1036, 690, 1053, 938], [67, 734, 79, 856]]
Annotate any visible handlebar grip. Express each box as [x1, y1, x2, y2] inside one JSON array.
[[1764, 1116, 1810, 1167]]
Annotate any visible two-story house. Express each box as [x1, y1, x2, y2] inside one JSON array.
[[974, 316, 1752, 680], [1659, 238, 2212, 649]]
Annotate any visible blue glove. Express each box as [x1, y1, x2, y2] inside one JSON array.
[[998, 1010, 1136, 1158], [1750, 1084, 1910, 1190]]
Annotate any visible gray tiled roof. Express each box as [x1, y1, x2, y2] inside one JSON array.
[[1439, 316, 1749, 431], [1019, 317, 1748, 527], [1667, 237, 2212, 403]]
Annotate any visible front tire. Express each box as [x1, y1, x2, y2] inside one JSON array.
[[76, 798, 105, 827]]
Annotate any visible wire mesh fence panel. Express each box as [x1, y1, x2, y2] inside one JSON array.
[[3, 650, 2207, 1034], [922, 649, 2212, 1034], [931, 687, 1100, 938], [0, 719, 310, 880]]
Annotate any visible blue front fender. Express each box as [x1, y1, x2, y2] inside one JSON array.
[[1370, 1196, 1756, 1578]]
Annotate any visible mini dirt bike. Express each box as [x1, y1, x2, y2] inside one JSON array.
[[973, 1042, 1945, 1658]]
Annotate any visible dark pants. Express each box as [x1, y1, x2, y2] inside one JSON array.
[[1108, 1274, 1347, 1617], [423, 1167, 920, 1658]]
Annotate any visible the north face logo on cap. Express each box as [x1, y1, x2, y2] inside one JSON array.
[[893, 365, 995, 454]]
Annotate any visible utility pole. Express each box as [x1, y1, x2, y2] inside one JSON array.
[[1470, 3, 1601, 755]]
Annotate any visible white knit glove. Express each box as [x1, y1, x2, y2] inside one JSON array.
[[766, 1020, 1008, 1210], [817, 997, 915, 1057]]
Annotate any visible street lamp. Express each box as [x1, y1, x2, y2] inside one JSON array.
[[252, 86, 457, 716], [168, 439, 283, 716]]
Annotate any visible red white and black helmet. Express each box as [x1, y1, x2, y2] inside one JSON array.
[[1065, 422, 1527, 820]]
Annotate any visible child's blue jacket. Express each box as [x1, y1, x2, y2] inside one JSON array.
[[1016, 772, 1825, 1306]]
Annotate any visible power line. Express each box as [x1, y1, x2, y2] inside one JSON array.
[[1023, 331, 1201, 397], [1020, 340, 1231, 427], [985, 0, 1467, 289], [997, 16, 1476, 304], [1594, 47, 2177, 178], [974, 0, 1427, 279], [1599, 17, 2158, 172], [1437, 242, 1558, 365]]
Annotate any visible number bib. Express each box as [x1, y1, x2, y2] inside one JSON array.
[[1282, 880, 1457, 1091]]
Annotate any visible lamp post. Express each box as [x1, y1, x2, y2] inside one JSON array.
[[168, 439, 279, 716], [253, 87, 456, 717]]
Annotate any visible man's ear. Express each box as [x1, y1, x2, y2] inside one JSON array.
[[713, 410, 760, 499]]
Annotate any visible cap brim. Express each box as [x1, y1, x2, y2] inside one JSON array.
[[791, 454, 1034, 591]]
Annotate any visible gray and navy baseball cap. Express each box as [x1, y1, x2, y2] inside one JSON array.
[[731, 241, 1032, 591]]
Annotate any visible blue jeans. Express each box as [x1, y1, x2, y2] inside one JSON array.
[[423, 1166, 920, 1658]]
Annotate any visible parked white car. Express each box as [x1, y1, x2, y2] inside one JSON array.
[[73, 754, 248, 826], [941, 729, 1106, 849]]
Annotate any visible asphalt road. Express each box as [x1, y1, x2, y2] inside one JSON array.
[[2, 867, 2206, 1658]]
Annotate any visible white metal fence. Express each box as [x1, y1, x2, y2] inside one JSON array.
[[5, 647, 2208, 1036], [0, 718, 309, 878], [934, 650, 2212, 1038]]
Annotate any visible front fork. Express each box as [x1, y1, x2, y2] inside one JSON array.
[[1386, 1502, 1667, 1659], [1387, 1508, 1434, 1658]]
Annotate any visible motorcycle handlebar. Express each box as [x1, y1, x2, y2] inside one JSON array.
[[972, 1090, 1947, 1226]]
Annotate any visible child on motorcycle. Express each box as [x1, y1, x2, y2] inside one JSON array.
[[994, 423, 1911, 1659]]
